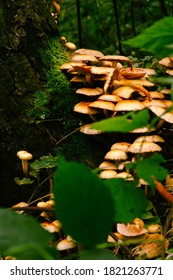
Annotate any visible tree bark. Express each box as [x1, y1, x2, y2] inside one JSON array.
[[0, 0, 59, 206]]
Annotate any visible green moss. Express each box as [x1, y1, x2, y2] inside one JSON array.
[[26, 36, 105, 166]]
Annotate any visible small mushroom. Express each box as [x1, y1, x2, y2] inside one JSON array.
[[56, 239, 77, 251], [17, 150, 33, 176], [117, 218, 147, 237]]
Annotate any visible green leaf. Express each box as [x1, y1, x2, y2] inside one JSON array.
[[30, 155, 58, 171], [105, 179, 147, 223], [0, 208, 52, 259], [53, 157, 115, 246], [135, 153, 168, 190], [4, 244, 58, 260], [14, 177, 34, 185], [125, 17, 173, 57], [91, 109, 149, 132], [79, 248, 120, 260]]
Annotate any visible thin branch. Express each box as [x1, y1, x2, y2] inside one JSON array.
[[76, 0, 83, 47], [111, 0, 123, 54]]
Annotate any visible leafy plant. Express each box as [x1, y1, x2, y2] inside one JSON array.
[[125, 17, 173, 57]]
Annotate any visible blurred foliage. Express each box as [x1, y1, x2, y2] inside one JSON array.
[[59, 0, 173, 55], [126, 17, 173, 57]]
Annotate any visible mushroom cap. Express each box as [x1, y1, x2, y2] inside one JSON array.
[[72, 65, 91, 74], [90, 66, 114, 75], [56, 239, 77, 251], [41, 222, 59, 233], [76, 87, 103, 96], [70, 75, 86, 83], [99, 161, 118, 170], [120, 67, 146, 79], [166, 69, 173, 76], [117, 78, 155, 87], [116, 172, 134, 181], [98, 94, 122, 102], [158, 57, 173, 68], [142, 99, 172, 108], [74, 101, 101, 114], [133, 135, 165, 143], [104, 149, 128, 161], [143, 68, 157, 77], [71, 54, 98, 63], [114, 100, 145, 111], [130, 126, 156, 133], [74, 48, 104, 58], [146, 91, 165, 99], [17, 150, 33, 160], [149, 105, 173, 123], [160, 88, 171, 95], [99, 55, 132, 64], [60, 62, 86, 71], [99, 169, 118, 179], [80, 124, 102, 135], [12, 202, 29, 208], [117, 223, 147, 237], [89, 100, 115, 111], [65, 42, 77, 51], [128, 142, 162, 153], [111, 142, 131, 152], [112, 86, 135, 99]]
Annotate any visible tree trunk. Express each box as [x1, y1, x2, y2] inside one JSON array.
[[0, 0, 105, 207]]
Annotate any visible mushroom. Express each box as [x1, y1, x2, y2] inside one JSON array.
[[133, 135, 165, 144], [128, 142, 162, 154], [116, 172, 134, 181], [56, 239, 77, 251], [99, 169, 118, 179], [112, 86, 136, 99], [80, 123, 102, 135], [114, 99, 145, 112], [98, 94, 122, 103], [41, 221, 60, 233], [76, 87, 103, 97], [65, 42, 77, 52], [73, 101, 101, 121], [104, 149, 128, 161], [120, 67, 146, 79], [149, 105, 173, 124], [98, 55, 132, 68], [74, 48, 104, 58], [111, 142, 131, 152], [99, 161, 118, 170], [117, 218, 147, 237], [17, 150, 33, 176]]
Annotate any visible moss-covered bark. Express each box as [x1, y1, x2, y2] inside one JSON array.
[[0, 0, 105, 207]]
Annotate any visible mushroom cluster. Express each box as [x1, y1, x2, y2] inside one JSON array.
[[60, 48, 173, 183], [59, 49, 173, 258], [60, 49, 173, 134]]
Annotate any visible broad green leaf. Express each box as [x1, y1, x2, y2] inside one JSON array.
[[134, 153, 168, 190], [53, 157, 115, 246], [91, 109, 149, 132], [4, 243, 58, 260], [0, 208, 52, 259], [105, 179, 147, 223], [125, 17, 173, 57]]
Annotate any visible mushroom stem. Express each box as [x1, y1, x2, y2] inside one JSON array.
[[22, 160, 29, 176]]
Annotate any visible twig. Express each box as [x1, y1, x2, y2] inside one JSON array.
[[10, 206, 54, 212], [154, 179, 173, 204]]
